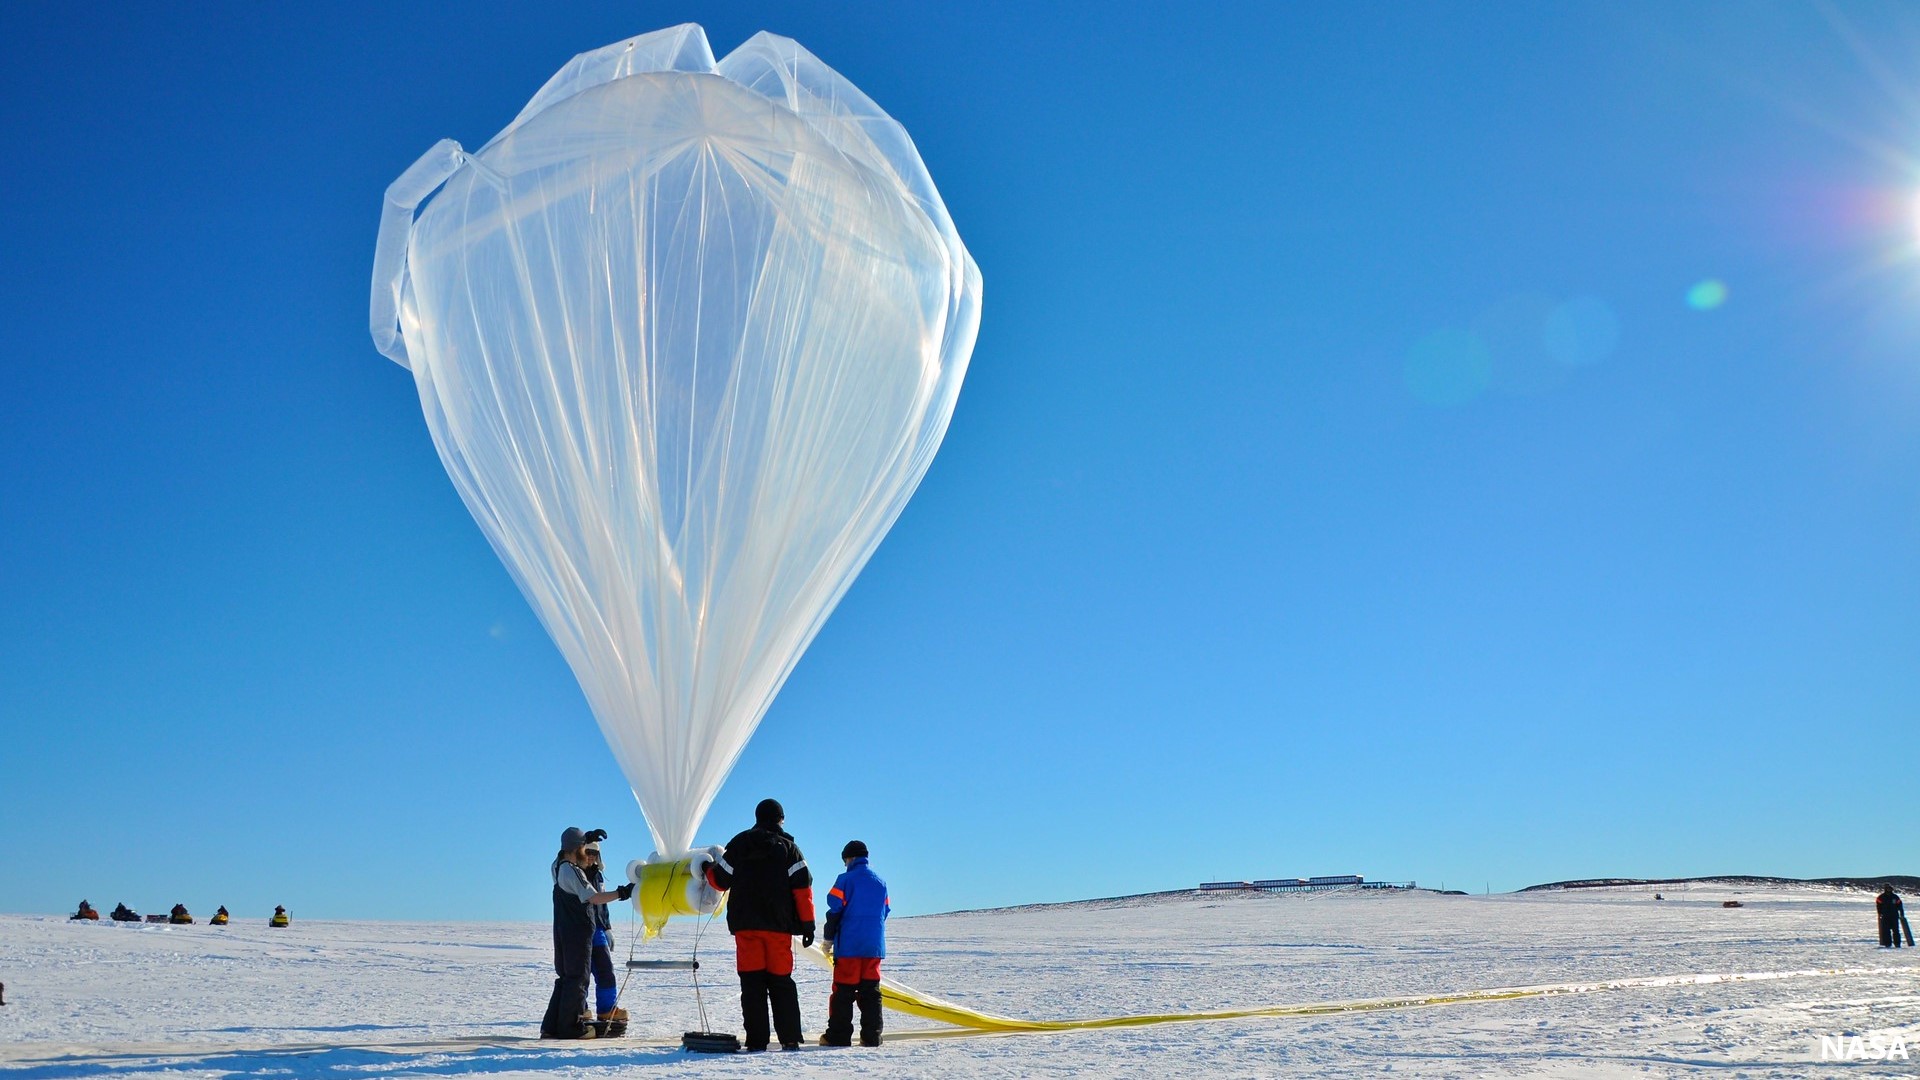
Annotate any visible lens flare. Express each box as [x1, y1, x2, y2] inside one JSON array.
[[1686, 279, 1729, 310]]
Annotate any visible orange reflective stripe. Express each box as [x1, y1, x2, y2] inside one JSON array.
[[828, 888, 845, 901]]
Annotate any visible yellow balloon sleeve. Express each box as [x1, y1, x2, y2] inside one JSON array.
[[635, 858, 723, 939]]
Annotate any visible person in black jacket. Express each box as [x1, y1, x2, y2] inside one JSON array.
[[1878, 885, 1909, 948], [543, 827, 633, 1039], [704, 799, 815, 1051]]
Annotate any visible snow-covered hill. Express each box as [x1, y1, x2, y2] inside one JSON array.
[[2, 884, 1916, 1077]]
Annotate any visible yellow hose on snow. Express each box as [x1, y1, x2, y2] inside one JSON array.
[[795, 945, 1920, 1034]]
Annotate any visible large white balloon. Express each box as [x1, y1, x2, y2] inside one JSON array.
[[371, 24, 980, 856]]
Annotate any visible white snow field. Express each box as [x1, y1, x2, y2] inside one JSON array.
[[3, 884, 1917, 1077]]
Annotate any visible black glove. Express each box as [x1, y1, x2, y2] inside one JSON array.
[[800, 921, 815, 948], [584, 828, 609, 843], [615, 882, 635, 901]]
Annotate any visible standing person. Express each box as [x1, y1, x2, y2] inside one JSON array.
[[581, 841, 626, 1032], [1878, 885, 1909, 948], [820, 840, 890, 1048], [544, 827, 633, 1039], [704, 799, 815, 1051]]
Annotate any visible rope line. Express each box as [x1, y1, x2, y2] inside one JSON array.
[[689, 901, 722, 1031]]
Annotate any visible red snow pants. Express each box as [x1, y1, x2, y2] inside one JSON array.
[[832, 956, 882, 984]]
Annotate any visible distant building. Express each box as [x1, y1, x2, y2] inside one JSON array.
[[1199, 874, 1405, 892]]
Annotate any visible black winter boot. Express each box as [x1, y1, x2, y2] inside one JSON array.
[[857, 979, 883, 1046], [738, 971, 772, 1051]]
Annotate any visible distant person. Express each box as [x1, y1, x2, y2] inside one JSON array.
[[168, 904, 193, 925], [110, 903, 138, 922], [71, 900, 98, 921], [582, 841, 627, 1033], [704, 799, 814, 1051], [544, 827, 632, 1040], [210, 906, 230, 926], [820, 840, 890, 1048], [1878, 886, 1910, 948], [270, 906, 290, 927]]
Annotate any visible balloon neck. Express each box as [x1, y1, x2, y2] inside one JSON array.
[[627, 846, 727, 938]]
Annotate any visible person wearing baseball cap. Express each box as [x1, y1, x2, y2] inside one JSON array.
[[542, 826, 633, 1039]]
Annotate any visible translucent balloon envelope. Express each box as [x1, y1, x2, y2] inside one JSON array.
[[370, 24, 980, 856]]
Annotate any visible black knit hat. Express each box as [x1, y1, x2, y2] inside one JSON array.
[[842, 840, 868, 860], [755, 798, 785, 827]]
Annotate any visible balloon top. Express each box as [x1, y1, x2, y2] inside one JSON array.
[[374, 24, 972, 369]]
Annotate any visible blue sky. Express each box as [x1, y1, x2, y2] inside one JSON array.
[[3, 2, 1917, 922]]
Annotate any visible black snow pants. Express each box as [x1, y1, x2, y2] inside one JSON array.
[[824, 980, 883, 1046], [1883, 917, 1903, 948], [541, 925, 593, 1037], [738, 971, 802, 1049]]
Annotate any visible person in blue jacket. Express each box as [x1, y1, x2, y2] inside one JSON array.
[[820, 840, 889, 1047]]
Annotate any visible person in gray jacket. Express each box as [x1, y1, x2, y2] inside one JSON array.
[[543, 827, 632, 1039]]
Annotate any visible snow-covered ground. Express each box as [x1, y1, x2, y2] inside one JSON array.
[[3, 883, 1917, 1077]]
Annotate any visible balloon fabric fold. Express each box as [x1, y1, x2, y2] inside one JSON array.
[[369, 24, 981, 856]]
